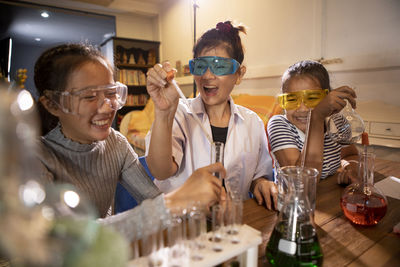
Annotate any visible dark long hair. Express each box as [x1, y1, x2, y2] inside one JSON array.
[[193, 21, 246, 64], [34, 43, 112, 135]]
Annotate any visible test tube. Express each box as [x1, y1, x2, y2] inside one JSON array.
[[211, 141, 224, 179], [211, 204, 225, 252], [226, 198, 243, 244], [188, 207, 206, 260]]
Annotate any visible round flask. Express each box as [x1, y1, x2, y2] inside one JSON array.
[[327, 99, 365, 144], [340, 152, 388, 226]]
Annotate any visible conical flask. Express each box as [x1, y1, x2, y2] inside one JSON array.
[[340, 152, 387, 226], [266, 166, 323, 267]]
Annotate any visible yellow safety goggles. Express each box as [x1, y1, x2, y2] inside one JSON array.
[[277, 89, 329, 110]]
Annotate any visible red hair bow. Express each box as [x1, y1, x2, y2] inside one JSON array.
[[216, 22, 232, 33]]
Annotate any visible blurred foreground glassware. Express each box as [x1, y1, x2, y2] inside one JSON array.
[[266, 166, 323, 267], [340, 152, 388, 226], [167, 211, 189, 267], [327, 99, 365, 145], [0, 79, 52, 265], [141, 207, 164, 266]]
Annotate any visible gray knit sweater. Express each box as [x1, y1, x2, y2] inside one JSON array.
[[37, 124, 161, 218]]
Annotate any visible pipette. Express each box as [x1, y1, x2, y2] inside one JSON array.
[[301, 109, 312, 169], [166, 73, 213, 145]]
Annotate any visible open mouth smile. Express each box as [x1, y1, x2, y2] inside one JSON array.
[[203, 85, 218, 94]]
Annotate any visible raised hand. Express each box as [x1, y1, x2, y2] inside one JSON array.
[[314, 86, 357, 119], [146, 62, 179, 113]]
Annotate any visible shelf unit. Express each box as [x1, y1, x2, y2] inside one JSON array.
[[100, 37, 160, 129]]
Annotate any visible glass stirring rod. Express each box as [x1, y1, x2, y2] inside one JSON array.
[[301, 109, 312, 169], [166, 72, 213, 145]]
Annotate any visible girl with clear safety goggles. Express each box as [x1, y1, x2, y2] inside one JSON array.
[[267, 60, 359, 184], [34, 43, 225, 227], [44, 82, 127, 116]]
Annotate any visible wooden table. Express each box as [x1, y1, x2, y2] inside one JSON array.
[[243, 158, 400, 267]]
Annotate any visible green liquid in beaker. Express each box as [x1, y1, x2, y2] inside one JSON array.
[[266, 222, 323, 267]]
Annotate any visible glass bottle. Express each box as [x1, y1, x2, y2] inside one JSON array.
[[266, 166, 323, 267], [327, 99, 365, 145], [340, 152, 388, 226]]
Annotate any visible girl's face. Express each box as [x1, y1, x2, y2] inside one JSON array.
[[194, 44, 245, 108], [57, 60, 116, 144], [283, 76, 322, 132]]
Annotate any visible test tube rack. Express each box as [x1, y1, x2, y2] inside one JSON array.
[[126, 224, 262, 267]]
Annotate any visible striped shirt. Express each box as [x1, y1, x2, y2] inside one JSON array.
[[267, 115, 344, 179]]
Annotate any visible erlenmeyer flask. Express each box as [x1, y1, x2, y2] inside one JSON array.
[[266, 166, 323, 267], [340, 152, 387, 226], [327, 99, 365, 144]]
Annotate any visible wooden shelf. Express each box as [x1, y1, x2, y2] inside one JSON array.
[[100, 37, 159, 129]]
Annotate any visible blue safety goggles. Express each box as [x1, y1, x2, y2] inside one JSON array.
[[189, 56, 240, 76]]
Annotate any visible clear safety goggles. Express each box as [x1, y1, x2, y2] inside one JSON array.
[[278, 89, 329, 110], [189, 56, 240, 76], [45, 82, 127, 115]]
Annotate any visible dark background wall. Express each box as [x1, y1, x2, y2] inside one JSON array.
[[0, 0, 116, 99]]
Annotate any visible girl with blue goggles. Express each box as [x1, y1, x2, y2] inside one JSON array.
[[145, 21, 276, 211], [189, 56, 240, 76]]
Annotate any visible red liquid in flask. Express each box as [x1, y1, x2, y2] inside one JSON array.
[[340, 191, 387, 226]]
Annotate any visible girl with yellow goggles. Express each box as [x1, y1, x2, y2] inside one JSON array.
[[267, 60, 359, 185]]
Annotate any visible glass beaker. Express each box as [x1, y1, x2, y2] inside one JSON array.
[[327, 99, 365, 145], [277, 166, 318, 215], [340, 152, 388, 226], [266, 166, 323, 267]]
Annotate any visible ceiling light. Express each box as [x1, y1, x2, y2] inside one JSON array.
[[41, 11, 49, 18], [35, 38, 41, 42]]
